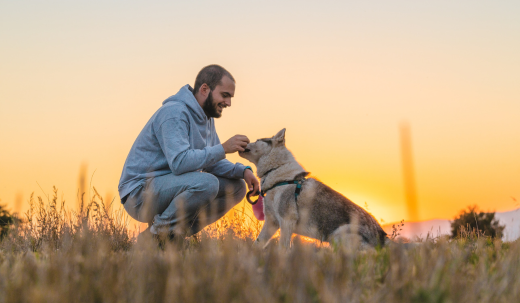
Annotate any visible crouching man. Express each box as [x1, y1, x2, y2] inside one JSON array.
[[118, 65, 259, 242]]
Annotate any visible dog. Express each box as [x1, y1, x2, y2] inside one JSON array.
[[238, 128, 388, 249]]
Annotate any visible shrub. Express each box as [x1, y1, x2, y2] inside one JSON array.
[[0, 203, 14, 239], [450, 205, 505, 239]]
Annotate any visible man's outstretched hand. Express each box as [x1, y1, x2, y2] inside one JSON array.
[[244, 169, 260, 195], [222, 134, 259, 193], [222, 135, 250, 154]]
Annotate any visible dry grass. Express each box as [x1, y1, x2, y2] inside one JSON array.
[[1, 187, 519, 303]]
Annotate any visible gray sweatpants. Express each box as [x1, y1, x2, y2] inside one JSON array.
[[123, 172, 247, 236]]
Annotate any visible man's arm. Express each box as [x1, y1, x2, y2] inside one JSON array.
[[204, 131, 248, 178], [155, 118, 225, 175], [205, 161, 259, 194], [204, 131, 260, 194], [203, 159, 247, 179]]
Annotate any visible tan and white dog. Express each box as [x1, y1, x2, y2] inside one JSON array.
[[239, 129, 388, 249]]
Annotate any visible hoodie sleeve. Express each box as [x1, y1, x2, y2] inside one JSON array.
[[155, 118, 226, 175], [203, 132, 247, 179], [203, 159, 247, 179]]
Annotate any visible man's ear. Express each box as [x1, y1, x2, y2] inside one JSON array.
[[199, 83, 210, 97], [274, 128, 286, 143]]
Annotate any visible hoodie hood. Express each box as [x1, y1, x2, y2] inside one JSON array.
[[162, 84, 207, 122]]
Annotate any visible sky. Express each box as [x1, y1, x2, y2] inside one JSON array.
[[1, 0, 519, 225]]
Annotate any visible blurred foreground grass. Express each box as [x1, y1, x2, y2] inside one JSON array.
[[0, 187, 519, 303]]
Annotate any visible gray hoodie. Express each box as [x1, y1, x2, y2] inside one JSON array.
[[118, 84, 246, 200]]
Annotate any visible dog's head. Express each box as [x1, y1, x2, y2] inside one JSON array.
[[238, 128, 287, 166]]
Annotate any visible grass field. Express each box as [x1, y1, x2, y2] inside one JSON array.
[[1, 187, 519, 303]]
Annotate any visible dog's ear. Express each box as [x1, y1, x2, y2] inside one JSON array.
[[274, 128, 286, 144]]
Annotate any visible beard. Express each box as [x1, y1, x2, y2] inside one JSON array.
[[202, 90, 222, 118]]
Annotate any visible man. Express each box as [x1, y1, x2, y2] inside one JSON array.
[[118, 65, 259, 240]]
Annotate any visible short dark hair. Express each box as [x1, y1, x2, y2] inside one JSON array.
[[193, 65, 235, 95]]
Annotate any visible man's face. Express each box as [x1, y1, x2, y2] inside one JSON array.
[[202, 76, 235, 118]]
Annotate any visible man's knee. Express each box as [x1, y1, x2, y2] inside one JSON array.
[[226, 178, 247, 203], [236, 179, 247, 201], [192, 172, 220, 199]]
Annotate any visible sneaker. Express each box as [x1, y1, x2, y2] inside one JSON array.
[[153, 232, 176, 249], [136, 226, 155, 246], [137, 226, 177, 248]]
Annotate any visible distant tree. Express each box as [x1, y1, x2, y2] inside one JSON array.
[[450, 205, 505, 239], [0, 204, 14, 239]]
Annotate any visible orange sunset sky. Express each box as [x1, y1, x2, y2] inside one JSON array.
[[1, 1, 519, 224]]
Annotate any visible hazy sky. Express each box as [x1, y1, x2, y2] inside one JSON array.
[[1, 1, 519, 224]]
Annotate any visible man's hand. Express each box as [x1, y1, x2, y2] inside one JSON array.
[[244, 169, 260, 195], [222, 135, 250, 154]]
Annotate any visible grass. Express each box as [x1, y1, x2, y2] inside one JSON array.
[[0, 187, 519, 303]]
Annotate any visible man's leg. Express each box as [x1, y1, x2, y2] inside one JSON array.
[[125, 172, 246, 237], [144, 172, 220, 235], [123, 172, 220, 232], [187, 176, 247, 235]]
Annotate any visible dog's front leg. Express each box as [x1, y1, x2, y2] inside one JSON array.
[[255, 213, 279, 249]]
